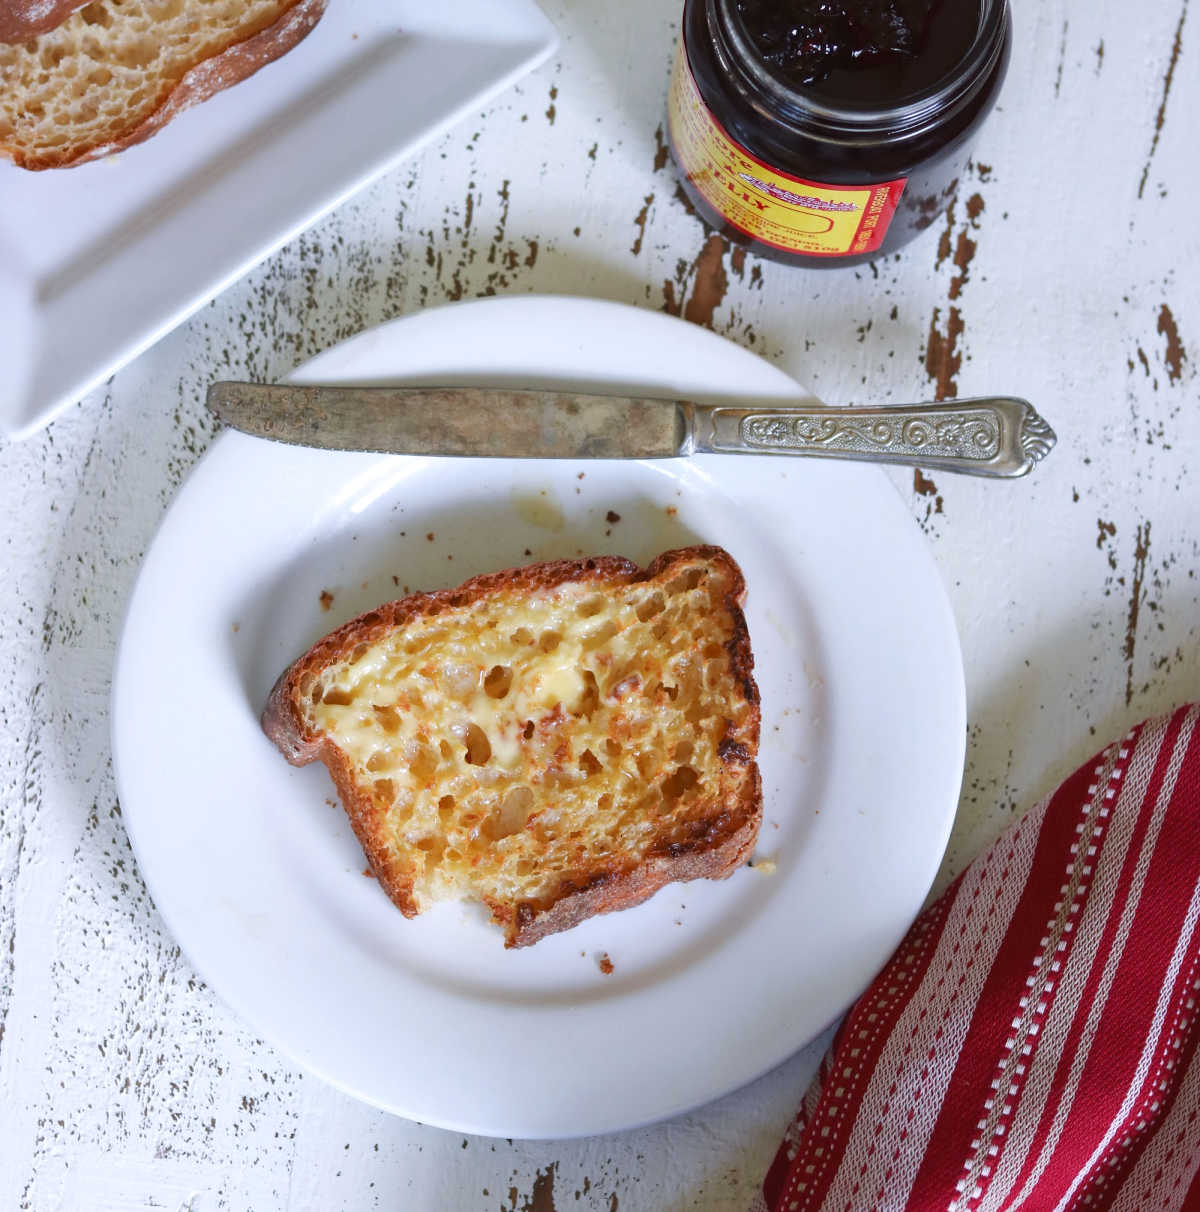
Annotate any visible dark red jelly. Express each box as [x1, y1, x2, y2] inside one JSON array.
[[666, 0, 1010, 265]]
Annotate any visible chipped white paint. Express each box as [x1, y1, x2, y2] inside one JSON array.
[[1, 0, 1196, 1208]]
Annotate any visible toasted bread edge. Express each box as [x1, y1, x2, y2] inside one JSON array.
[[493, 760, 762, 948]]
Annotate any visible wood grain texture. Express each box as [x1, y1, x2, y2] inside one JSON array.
[[0, 0, 1197, 1207]]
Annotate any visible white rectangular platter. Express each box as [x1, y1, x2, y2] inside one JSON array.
[[0, 0, 556, 439]]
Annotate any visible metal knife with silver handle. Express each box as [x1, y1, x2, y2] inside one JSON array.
[[207, 382, 1056, 478]]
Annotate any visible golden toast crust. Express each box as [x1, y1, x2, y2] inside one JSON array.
[[263, 546, 762, 947]]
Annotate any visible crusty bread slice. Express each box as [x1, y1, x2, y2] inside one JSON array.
[[263, 546, 762, 948], [0, 0, 327, 170]]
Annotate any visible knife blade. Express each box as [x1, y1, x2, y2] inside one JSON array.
[[208, 381, 686, 459], [206, 381, 1056, 477]]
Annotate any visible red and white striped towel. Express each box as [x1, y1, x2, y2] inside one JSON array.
[[756, 703, 1200, 1212]]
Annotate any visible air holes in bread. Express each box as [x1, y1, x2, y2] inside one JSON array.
[[578, 670, 599, 718], [80, 5, 111, 28], [636, 592, 665, 622], [581, 619, 618, 650], [416, 836, 445, 863], [662, 765, 699, 800], [463, 723, 491, 765], [579, 748, 602, 776], [667, 568, 705, 595], [484, 665, 513, 698], [483, 786, 533, 840], [409, 743, 438, 782]]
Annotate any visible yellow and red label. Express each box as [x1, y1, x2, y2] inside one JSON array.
[[667, 41, 906, 257]]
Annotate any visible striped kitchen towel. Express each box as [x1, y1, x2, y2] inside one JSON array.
[[756, 703, 1200, 1212]]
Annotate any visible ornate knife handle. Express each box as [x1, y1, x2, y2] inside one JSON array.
[[694, 396, 1056, 478]]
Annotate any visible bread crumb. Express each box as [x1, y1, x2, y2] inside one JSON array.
[[751, 859, 777, 876], [393, 576, 400, 586], [232, 621, 240, 633], [606, 510, 621, 524], [577, 472, 586, 480], [666, 506, 678, 517], [524, 548, 532, 557], [597, 952, 614, 975], [320, 590, 335, 611], [426, 532, 435, 542]]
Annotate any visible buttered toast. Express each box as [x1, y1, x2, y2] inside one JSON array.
[[262, 546, 762, 948]]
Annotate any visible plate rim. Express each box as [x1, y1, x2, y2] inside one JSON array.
[[111, 294, 966, 1137]]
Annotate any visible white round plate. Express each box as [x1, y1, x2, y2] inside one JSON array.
[[112, 296, 965, 1138]]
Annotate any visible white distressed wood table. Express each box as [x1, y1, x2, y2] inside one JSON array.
[[2, 1, 1197, 1208]]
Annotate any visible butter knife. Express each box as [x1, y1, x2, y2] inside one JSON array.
[[207, 381, 1056, 477]]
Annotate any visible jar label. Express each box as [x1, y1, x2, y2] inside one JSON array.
[[668, 41, 906, 258]]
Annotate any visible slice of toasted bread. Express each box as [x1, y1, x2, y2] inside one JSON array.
[[263, 546, 762, 948], [0, 0, 327, 170]]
